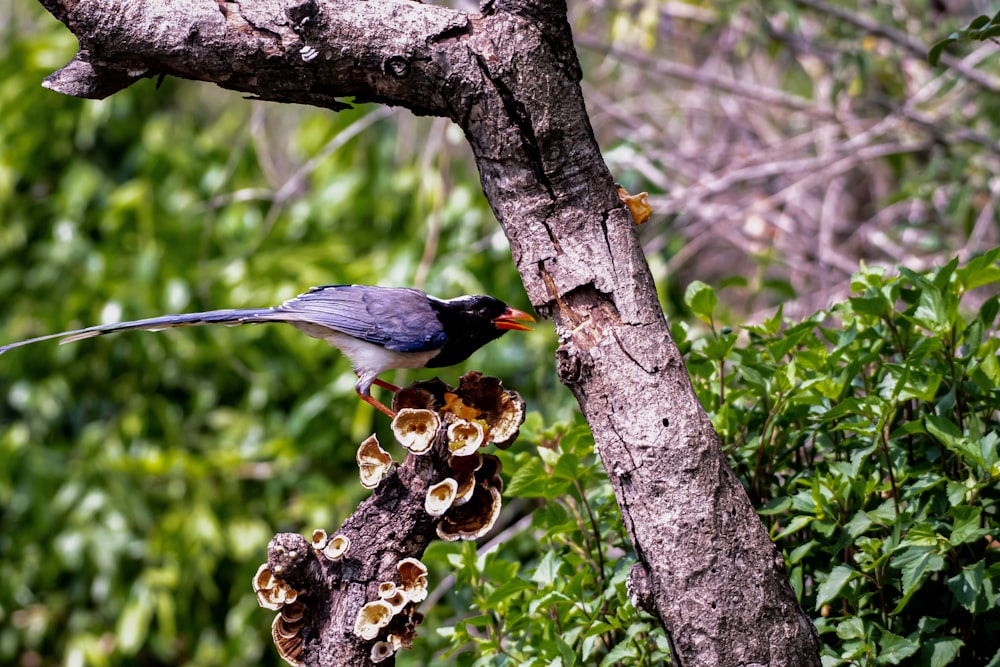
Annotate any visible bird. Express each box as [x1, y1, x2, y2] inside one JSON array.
[[0, 284, 535, 417]]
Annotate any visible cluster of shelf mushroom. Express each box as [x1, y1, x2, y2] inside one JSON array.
[[254, 372, 526, 665]]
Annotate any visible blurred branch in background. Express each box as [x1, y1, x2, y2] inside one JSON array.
[[574, 0, 1000, 320]]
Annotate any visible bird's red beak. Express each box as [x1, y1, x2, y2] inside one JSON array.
[[493, 307, 535, 332]]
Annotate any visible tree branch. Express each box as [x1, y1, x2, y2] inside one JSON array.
[[36, 1, 822, 665]]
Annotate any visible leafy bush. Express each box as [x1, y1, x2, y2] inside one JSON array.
[[682, 248, 1000, 665], [440, 248, 1000, 666]]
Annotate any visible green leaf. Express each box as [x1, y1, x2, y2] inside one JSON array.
[[556, 635, 577, 666], [971, 351, 1000, 390], [924, 414, 964, 451], [928, 36, 956, 65], [482, 577, 536, 608], [767, 323, 815, 361], [462, 614, 493, 629], [843, 511, 873, 539], [835, 615, 868, 640], [878, 364, 942, 402], [758, 496, 792, 515], [532, 550, 564, 587], [552, 452, 581, 481], [876, 630, 919, 664], [788, 541, 816, 567], [684, 280, 717, 325], [968, 14, 992, 30], [816, 565, 857, 608], [947, 560, 986, 612], [912, 282, 949, 333], [117, 584, 154, 654], [956, 248, 1000, 290], [506, 457, 549, 498], [600, 642, 637, 667], [849, 294, 891, 318], [982, 295, 1000, 327], [920, 638, 964, 667], [891, 544, 947, 613], [776, 514, 814, 539], [950, 506, 989, 545]]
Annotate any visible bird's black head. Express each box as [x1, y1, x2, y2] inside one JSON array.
[[425, 295, 534, 368]]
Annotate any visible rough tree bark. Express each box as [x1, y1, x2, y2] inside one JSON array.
[[35, 0, 822, 665]]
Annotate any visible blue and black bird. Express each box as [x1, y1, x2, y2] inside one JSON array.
[[0, 284, 535, 416]]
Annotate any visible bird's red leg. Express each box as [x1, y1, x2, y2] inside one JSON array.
[[354, 374, 398, 417], [372, 378, 400, 393], [358, 391, 396, 418]]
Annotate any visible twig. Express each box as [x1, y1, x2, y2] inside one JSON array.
[[790, 0, 1000, 94]]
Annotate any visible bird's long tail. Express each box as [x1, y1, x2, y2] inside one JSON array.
[[0, 308, 281, 355]]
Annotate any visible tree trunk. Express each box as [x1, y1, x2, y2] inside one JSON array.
[[36, 0, 822, 664]]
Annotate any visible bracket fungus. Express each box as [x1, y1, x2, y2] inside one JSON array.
[[436, 481, 502, 541], [357, 434, 393, 489], [272, 600, 307, 667], [453, 472, 477, 506], [391, 408, 440, 454], [253, 564, 307, 666], [425, 478, 459, 517], [256, 374, 526, 664], [370, 640, 395, 664], [353, 556, 430, 662], [447, 418, 486, 456], [391, 372, 526, 450], [322, 533, 350, 561], [310, 529, 328, 551], [253, 563, 300, 610], [476, 453, 504, 492], [432, 453, 504, 541], [355, 600, 394, 641], [483, 391, 525, 449], [453, 372, 525, 448], [397, 558, 429, 603], [449, 453, 483, 505], [378, 581, 409, 614]]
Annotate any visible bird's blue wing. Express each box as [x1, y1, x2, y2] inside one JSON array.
[[274, 285, 447, 353]]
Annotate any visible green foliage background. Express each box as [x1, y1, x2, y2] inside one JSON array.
[[2, 2, 999, 667], [0, 6, 562, 666]]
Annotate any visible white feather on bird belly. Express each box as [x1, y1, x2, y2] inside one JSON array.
[[289, 323, 439, 385]]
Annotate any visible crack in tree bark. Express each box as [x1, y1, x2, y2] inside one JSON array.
[[476, 55, 555, 199]]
